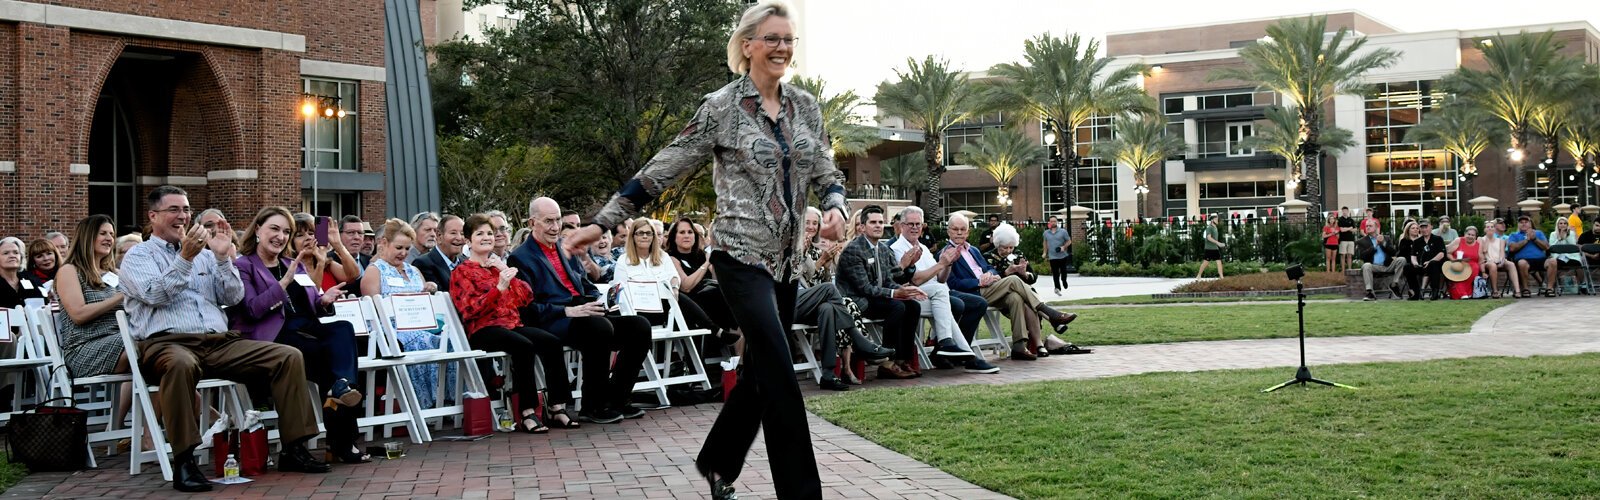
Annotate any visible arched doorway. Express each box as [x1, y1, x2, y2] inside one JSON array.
[[87, 92, 140, 234]]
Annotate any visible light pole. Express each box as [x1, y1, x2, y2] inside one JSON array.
[[301, 93, 345, 215], [1043, 118, 1074, 271]]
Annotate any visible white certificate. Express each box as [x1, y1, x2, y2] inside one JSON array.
[[627, 280, 663, 313], [389, 293, 437, 331], [0, 311, 11, 343], [321, 298, 369, 334]]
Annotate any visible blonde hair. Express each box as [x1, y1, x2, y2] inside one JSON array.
[[377, 218, 416, 244], [624, 219, 664, 267], [727, 1, 794, 75]]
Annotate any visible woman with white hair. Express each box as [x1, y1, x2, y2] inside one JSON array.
[[0, 236, 46, 308], [985, 224, 1089, 356], [560, 2, 844, 497]]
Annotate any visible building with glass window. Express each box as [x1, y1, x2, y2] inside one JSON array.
[[0, 0, 395, 238], [855, 11, 1600, 224]]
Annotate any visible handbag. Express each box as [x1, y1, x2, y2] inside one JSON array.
[[1472, 275, 1490, 299], [5, 392, 90, 472]]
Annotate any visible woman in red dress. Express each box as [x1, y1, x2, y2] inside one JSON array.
[[1446, 226, 1482, 300]]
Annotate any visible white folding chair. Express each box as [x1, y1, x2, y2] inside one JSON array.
[[30, 306, 132, 467], [326, 296, 427, 444], [969, 308, 1011, 358], [115, 311, 251, 481], [605, 282, 713, 407], [370, 292, 498, 438], [0, 306, 62, 429], [787, 323, 824, 383]]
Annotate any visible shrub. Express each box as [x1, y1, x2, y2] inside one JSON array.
[[1171, 271, 1346, 293], [1077, 260, 1296, 279]]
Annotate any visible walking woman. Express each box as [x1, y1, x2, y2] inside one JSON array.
[[564, 3, 843, 497]]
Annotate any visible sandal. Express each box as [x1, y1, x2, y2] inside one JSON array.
[[1520, 289, 1532, 298], [545, 406, 581, 429], [520, 410, 549, 434]]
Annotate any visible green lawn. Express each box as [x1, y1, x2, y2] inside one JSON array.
[[0, 453, 24, 492], [1033, 299, 1510, 346], [808, 354, 1600, 499], [1054, 293, 1346, 306]]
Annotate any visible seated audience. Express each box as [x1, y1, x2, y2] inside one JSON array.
[[1507, 215, 1555, 297], [298, 213, 363, 291], [45, 230, 70, 256], [56, 215, 127, 377], [666, 218, 738, 339], [942, 214, 1074, 360], [1549, 217, 1583, 285], [612, 218, 719, 335], [794, 209, 894, 389], [484, 210, 514, 260], [611, 219, 632, 260], [121, 186, 328, 492], [1403, 220, 1446, 300], [835, 206, 925, 379], [1432, 215, 1459, 244], [24, 238, 60, 287], [1480, 220, 1518, 298], [414, 214, 467, 293], [337, 215, 373, 275], [1445, 226, 1482, 300], [889, 207, 995, 372], [986, 223, 1085, 355], [588, 227, 616, 283], [230, 207, 369, 464], [0, 237, 45, 308], [405, 212, 441, 264], [116, 234, 143, 267], [1357, 221, 1407, 300], [451, 213, 580, 432], [360, 219, 453, 409], [1579, 218, 1600, 265], [509, 197, 652, 424]]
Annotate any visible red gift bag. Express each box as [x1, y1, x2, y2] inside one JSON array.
[[210, 430, 237, 476], [462, 395, 495, 436], [238, 429, 268, 476]]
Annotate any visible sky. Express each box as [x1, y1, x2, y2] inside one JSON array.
[[795, 0, 1600, 120]]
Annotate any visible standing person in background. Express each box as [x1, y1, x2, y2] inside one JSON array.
[[1196, 214, 1226, 279], [559, 3, 846, 496], [1362, 207, 1380, 236], [977, 214, 1001, 253], [1337, 207, 1357, 273], [1433, 215, 1458, 245], [1042, 216, 1071, 295], [1322, 214, 1341, 272], [406, 212, 441, 264]]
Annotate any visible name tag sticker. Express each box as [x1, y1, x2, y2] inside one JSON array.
[[19, 280, 32, 290], [293, 273, 317, 287], [386, 277, 406, 288], [866, 258, 875, 265], [102, 272, 120, 289]]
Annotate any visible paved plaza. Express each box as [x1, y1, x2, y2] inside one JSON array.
[[8, 290, 1598, 499]]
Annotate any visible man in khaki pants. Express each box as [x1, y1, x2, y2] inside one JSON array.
[[120, 186, 329, 493], [941, 214, 1076, 360]]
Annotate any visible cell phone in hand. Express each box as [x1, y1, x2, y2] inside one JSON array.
[[315, 216, 330, 246]]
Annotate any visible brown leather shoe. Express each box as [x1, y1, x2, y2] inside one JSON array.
[[897, 362, 923, 377], [877, 364, 917, 380]]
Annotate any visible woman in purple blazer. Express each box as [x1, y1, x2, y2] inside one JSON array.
[[231, 206, 370, 465]]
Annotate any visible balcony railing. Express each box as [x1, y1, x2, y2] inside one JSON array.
[[848, 184, 913, 200]]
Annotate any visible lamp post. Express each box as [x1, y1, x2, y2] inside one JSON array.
[[1043, 118, 1074, 271], [301, 93, 345, 214]]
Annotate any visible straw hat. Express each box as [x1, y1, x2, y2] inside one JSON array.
[[1442, 261, 1473, 282]]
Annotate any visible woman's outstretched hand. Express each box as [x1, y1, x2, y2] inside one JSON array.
[[820, 209, 845, 241]]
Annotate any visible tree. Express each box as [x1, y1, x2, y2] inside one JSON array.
[[437, 136, 562, 220], [432, 0, 742, 212], [789, 75, 882, 159], [874, 56, 985, 219], [1442, 30, 1587, 196], [957, 127, 1046, 221], [986, 33, 1151, 218], [1557, 73, 1600, 204], [880, 153, 927, 200], [1242, 105, 1355, 198], [1210, 15, 1399, 213], [1090, 115, 1186, 219], [1407, 98, 1503, 203]]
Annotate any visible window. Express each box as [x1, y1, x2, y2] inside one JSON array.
[[1043, 115, 1118, 217], [1365, 80, 1457, 216], [943, 190, 1003, 221], [1167, 183, 1187, 200], [1197, 181, 1284, 200], [301, 190, 361, 219], [1195, 92, 1254, 110], [1163, 97, 1184, 114], [943, 112, 1006, 166], [302, 78, 360, 171]]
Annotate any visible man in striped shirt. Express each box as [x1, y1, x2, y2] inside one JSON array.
[[120, 186, 329, 492]]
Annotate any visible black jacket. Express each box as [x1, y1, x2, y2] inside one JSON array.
[[1355, 235, 1396, 265], [412, 247, 463, 294]]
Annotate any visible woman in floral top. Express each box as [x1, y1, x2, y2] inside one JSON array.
[[450, 214, 580, 432], [794, 207, 894, 389]]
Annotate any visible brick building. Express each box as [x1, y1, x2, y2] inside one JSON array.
[[0, 0, 390, 238]]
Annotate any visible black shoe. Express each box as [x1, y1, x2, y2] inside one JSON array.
[[934, 339, 976, 358], [819, 374, 850, 391], [278, 444, 332, 473], [930, 356, 956, 370], [617, 405, 646, 419], [703, 470, 738, 500], [1010, 349, 1037, 361], [847, 329, 895, 360], [1363, 291, 1376, 301], [579, 408, 624, 424], [173, 454, 213, 493], [1035, 304, 1078, 334]]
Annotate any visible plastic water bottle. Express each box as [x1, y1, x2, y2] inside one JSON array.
[[223, 454, 240, 480]]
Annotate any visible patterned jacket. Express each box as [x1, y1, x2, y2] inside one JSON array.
[[834, 235, 913, 305], [592, 76, 848, 281]]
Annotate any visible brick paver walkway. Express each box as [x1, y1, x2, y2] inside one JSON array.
[[10, 296, 1596, 499]]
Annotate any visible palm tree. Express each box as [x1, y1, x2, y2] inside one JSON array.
[[1408, 98, 1503, 203], [1090, 115, 1186, 219], [874, 56, 985, 218], [1210, 15, 1399, 213], [1557, 77, 1600, 204], [1241, 105, 1356, 198], [879, 152, 927, 200], [986, 33, 1151, 218], [957, 127, 1047, 221], [1442, 30, 1587, 197], [789, 75, 882, 159]]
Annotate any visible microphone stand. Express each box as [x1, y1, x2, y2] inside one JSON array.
[[1263, 278, 1357, 392]]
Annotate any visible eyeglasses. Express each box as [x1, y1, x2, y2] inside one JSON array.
[[495, 226, 512, 234], [747, 35, 798, 48], [635, 231, 655, 237], [155, 206, 193, 216]]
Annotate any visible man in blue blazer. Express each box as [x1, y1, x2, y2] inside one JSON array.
[[506, 197, 652, 424], [941, 214, 1075, 360]]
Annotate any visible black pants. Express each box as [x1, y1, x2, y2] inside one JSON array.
[[558, 315, 651, 411], [1407, 260, 1444, 295], [639, 295, 717, 332], [274, 317, 360, 450], [687, 286, 736, 332], [697, 251, 820, 499], [470, 326, 569, 413], [860, 296, 922, 363], [1049, 257, 1069, 290]]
